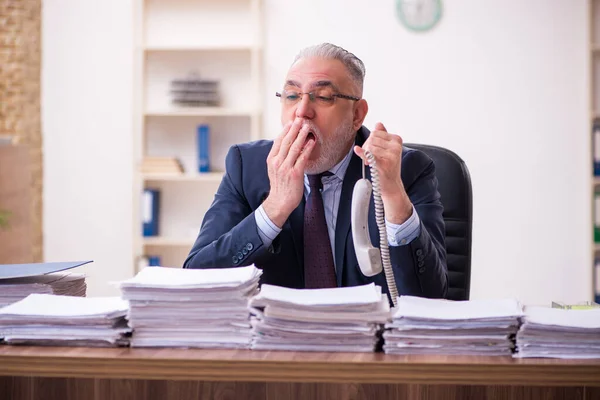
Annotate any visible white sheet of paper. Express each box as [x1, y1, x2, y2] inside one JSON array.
[[251, 283, 382, 307], [0, 294, 127, 318], [523, 306, 600, 329], [119, 265, 261, 288], [392, 296, 523, 320]]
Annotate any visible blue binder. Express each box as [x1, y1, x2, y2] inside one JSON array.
[[197, 124, 210, 173], [143, 188, 160, 237], [594, 119, 600, 176], [596, 258, 600, 304]]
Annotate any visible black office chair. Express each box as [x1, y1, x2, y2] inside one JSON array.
[[405, 143, 473, 301]]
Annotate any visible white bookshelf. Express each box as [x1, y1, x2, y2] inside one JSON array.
[[143, 172, 224, 183], [133, 0, 263, 270], [591, 0, 600, 302], [143, 237, 196, 247]]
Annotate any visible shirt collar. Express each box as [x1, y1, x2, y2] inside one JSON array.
[[304, 145, 355, 185], [328, 145, 355, 181]]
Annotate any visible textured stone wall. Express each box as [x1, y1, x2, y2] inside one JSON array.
[[0, 0, 42, 261]]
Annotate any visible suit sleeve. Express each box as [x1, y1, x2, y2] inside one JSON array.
[[183, 145, 270, 269], [387, 150, 448, 298]]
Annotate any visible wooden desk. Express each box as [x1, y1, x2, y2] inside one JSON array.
[[0, 346, 599, 400]]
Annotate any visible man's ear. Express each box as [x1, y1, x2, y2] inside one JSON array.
[[353, 99, 368, 131]]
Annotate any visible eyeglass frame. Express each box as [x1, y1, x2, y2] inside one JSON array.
[[275, 90, 361, 106]]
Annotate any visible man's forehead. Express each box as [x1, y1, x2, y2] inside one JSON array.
[[284, 57, 351, 88]]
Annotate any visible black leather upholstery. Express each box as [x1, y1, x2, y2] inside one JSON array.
[[405, 143, 473, 300]]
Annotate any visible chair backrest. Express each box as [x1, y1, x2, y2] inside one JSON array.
[[405, 143, 473, 300]]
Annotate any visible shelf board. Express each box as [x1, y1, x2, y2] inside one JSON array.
[[594, 176, 600, 186], [143, 237, 195, 247], [143, 172, 224, 182], [145, 108, 258, 117], [144, 44, 261, 52]]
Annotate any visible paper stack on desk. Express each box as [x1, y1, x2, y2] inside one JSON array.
[[249, 283, 390, 352], [383, 296, 523, 356], [515, 306, 600, 359], [0, 294, 130, 347], [0, 273, 86, 307], [119, 265, 262, 348]]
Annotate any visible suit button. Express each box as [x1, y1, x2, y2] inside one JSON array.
[[242, 248, 248, 255], [232, 256, 238, 264], [418, 255, 424, 262], [237, 252, 243, 260], [416, 249, 423, 256], [246, 243, 253, 251], [418, 261, 425, 267], [419, 267, 425, 274]]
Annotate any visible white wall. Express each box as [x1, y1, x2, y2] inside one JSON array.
[[43, 0, 590, 305], [43, 0, 134, 296], [263, 0, 590, 305]]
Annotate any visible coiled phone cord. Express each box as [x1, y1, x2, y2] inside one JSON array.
[[365, 151, 399, 307]]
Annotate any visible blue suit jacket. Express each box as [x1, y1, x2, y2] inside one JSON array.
[[184, 127, 448, 299]]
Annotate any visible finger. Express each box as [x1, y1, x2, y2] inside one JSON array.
[[369, 130, 394, 140], [278, 118, 303, 160], [353, 145, 371, 165], [269, 122, 293, 159], [375, 122, 387, 132], [295, 137, 316, 170], [286, 124, 311, 166]]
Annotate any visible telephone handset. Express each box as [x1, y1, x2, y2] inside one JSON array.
[[351, 151, 399, 307]]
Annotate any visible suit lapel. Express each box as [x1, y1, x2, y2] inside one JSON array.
[[288, 198, 305, 283]]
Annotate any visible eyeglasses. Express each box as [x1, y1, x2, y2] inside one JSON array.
[[275, 89, 360, 107]]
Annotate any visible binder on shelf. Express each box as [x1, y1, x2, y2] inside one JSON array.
[[596, 257, 600, 304], [594, 118, 600, 176], [137, 255, 161, 270], [148, 256, 161, 267], [595, 191, 600, 243], [197, 124, 210, 173], [142, 188, 160, 237]]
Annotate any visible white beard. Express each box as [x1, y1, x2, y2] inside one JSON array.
[[303, 118, 355, 175]]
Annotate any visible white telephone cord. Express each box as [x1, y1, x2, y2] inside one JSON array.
[[365, 151, 399, 307]]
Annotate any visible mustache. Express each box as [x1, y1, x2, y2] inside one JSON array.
[[301, 121, 321, 142]]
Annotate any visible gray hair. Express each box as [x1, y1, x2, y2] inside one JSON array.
[[292, 43, 366, 95]]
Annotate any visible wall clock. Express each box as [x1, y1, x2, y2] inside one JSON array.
[[396, 0, 443, 32]]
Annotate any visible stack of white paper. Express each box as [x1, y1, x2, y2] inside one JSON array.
[[383, 296, 523, 355], [0, 294, 130, 347], [119, 266, 262, 348], [0, 273, 86, 307], [515, 306, 600, 359], [249, 283, 390, 352]]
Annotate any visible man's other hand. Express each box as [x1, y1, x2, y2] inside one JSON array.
[[354, 122, 413, 224]]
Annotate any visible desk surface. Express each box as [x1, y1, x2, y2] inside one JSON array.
[[1, 346, 599, 386]]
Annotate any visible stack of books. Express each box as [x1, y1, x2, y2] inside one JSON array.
[[119, 265, 262, 348], [141, 157, 184, 175], [383, 296, 523, 356], [0, 272, 86, 307], [0, 294, 130, 347], [249, 283, 390, 352], [170, 75, 219, 107], [515, 306, 600, 358]]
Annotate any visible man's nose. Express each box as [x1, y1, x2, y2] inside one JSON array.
[[295, 94, 315, 119]]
